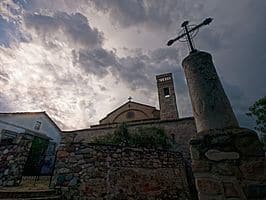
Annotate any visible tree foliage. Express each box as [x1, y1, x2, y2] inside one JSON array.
[[246, 96, 266, 146], [246, 96, 266, 133], [93, 123, 173, 149]]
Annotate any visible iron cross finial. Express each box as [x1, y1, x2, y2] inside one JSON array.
[[167, 17, 213, 53]]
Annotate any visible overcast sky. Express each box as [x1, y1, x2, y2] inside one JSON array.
[[0, 0, 265, 130]]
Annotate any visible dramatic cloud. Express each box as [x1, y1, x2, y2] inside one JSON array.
[[0, 0, 265, 130], [23, 12, 104, 49], [88, 0, 206, 30]]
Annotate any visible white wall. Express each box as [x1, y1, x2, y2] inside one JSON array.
[[0, 113, 61, 144]]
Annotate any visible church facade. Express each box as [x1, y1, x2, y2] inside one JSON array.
[[62, 73, 196, 160]]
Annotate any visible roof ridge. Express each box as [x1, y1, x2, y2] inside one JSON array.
[[100, 100, 158, 122], [0, 111, 62, 132]]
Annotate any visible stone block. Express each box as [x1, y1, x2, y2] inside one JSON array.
[[205, 149, 239, 161], [4, 169, 9, 175], [196, 177, 223, 195], [234, 130, 265, 157], [209, 134, 232, 146], [192, 161, 210, 173], [57, 150, 70, 158], [211, 162, 240, 176], [190, 146, 200, 160], [198, 193, 224, 200], [6, 180, 14, 186], [239, 160, 266, 181], [78, 148, 92, 155], [3, 149, 9, 154], [223, 182, 240, 198], [58, 168, 71, 174], [69, 177, 78, 186]]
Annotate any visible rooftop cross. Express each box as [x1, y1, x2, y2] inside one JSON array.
[[167, 18, 213, 53]]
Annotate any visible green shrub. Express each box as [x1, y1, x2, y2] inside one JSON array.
[[93, 123, 173, 149]]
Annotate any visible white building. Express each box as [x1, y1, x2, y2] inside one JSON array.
[[0, 112, 61, 144]]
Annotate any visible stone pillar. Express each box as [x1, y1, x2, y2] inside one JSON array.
[[182, 51, 266, 199], [182, 51, 239, 132]]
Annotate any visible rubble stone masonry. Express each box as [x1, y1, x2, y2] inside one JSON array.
[[62, 118, 197, 161], [53, 143, 194, 199], [0, 135, 32, 186], [190, 128, 266, 199]]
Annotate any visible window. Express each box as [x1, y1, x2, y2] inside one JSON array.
[[163, 87, 170, 97], [34, 121, 42, 130], [0, 130, 17, 145]]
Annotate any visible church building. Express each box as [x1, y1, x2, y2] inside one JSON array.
[[63, 73, 196, 160], [94, 73, 179, 126]]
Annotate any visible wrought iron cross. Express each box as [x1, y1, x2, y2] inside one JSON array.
[[167, 18, 213, 53]]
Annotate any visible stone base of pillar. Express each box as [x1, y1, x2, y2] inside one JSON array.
[[190, 128, 266, 199]]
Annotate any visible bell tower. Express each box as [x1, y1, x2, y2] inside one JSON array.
[[156, 73, 179, 120]]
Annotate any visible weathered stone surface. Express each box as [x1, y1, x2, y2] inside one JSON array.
[[58, 168, 71, 174], [196, 178, 223, 195], [53, 144, 193, 200], [209, 134, 232, 146], [182, 51, 239, 132], [211, 162, 239, 176], [223, 182, 240, 198], [192, 161, 210, 173], [190, 146, 200, 160], [190, 128, 265, 200], [205, 149, 239, 161], [0, 134, 32, 187], [234, 131, 265, 157], [3, 149, 9, 154], [198, 193, 224, 200], [61, 118, 197, 161], [239, 160, 266, 181], [68, 177, 78, 186], [156, 73, 179, 120], [57, 150, 69, 158]]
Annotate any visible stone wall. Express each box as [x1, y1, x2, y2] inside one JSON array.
[[190, 128, 266, 199], [53, 143, 194, 199], [62, 118, 196, 161], [0, 134, 32, 186]]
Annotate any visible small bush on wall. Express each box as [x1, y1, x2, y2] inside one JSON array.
[[93, 123, 173, 149]]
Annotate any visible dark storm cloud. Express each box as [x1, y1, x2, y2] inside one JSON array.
[[88, 0, 205, 30], [222, 81, 252, 127], [72, 46, 184, 93], [72, 48, 118, 77], [24, 12, 104, 48]]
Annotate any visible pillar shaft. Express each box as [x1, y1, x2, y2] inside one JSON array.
[[182, 51, 239, 132]]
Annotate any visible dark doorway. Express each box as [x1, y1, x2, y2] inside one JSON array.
[[23, 136, 49, 176]]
